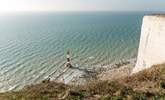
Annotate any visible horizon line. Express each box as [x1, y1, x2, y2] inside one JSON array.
[[0, 10, 164, 13]]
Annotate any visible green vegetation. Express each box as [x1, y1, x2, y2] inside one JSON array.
[[1, 64, 165, 100]]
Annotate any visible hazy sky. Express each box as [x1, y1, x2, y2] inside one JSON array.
[[0, 0, 165, 13]]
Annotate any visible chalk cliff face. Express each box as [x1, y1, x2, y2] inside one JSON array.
[[132, 15, 165, 73]]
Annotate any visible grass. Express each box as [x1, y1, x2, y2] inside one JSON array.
[[1, 64, 165, 100]]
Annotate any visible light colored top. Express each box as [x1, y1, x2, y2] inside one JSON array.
[[66, 54, 70, 58]]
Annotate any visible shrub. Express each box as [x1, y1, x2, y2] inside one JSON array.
[[160, 81, 165, 89], [111, 96, 124, 100], [120, 86, 134, 96], [132, 92, 146, 100], [68, 91, 85, 100], [100, 95, 110, 100]]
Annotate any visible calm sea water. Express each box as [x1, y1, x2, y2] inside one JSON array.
[[0, 12, 145, 91]]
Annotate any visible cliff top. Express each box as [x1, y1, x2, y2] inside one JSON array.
[[148, 14, 165, 17]]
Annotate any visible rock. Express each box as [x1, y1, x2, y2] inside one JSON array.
[[133, 15, 165, 73], [42, 78, 50, 83]]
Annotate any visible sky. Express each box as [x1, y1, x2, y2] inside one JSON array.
[[0, 0, 165, 13]]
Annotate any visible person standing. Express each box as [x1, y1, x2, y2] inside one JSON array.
[[66, 50, 72, 68]]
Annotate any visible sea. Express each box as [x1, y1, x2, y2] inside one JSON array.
[[0, 12, 148, 91]]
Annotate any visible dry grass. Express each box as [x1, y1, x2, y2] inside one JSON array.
[[120, 64, 165, 90], [1, 64, 165, 100]]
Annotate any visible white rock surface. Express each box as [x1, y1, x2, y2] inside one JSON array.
[[49, 64, 98, 85], [132, 15, 165, 73]]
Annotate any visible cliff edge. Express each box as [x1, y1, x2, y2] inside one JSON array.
[[132, 14, 165, 73]]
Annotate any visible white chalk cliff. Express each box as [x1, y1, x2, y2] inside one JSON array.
[[132, 15, 165, 73]]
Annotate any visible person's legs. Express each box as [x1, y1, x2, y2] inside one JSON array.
[[66, 62, 72, 68], [67, 63, 72, 68]]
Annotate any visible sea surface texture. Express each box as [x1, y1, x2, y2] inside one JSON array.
[[0, 12, 144, 91]]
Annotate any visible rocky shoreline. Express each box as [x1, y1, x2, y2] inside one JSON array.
[[46, 58, 136, 85]]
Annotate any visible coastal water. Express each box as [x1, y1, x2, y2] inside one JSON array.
[[0, 12, 144, 91]]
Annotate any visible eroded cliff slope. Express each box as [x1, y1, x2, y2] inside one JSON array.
[[133, 15, 165, 73]]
